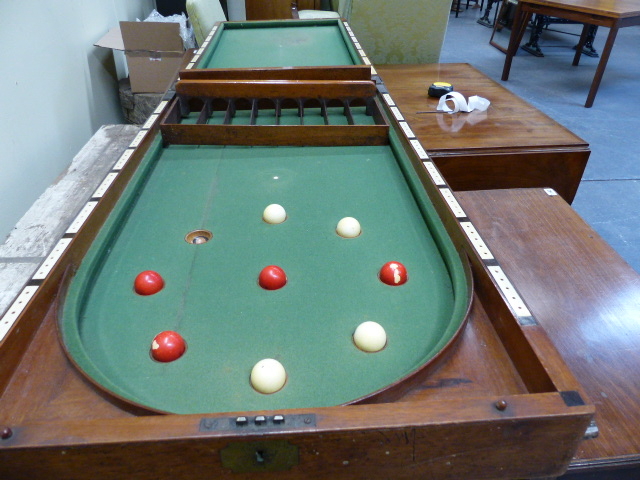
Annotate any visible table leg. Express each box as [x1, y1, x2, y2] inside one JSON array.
[[584, 26, 619, 108], [501, 4, 533, 81], [478, 0, 498, 26], [572, 23, 591, 66]]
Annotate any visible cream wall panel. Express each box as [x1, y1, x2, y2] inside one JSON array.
[[348, 0, 450, 64]]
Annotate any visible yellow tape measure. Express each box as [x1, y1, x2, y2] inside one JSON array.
[[428, 82, 454, 98]]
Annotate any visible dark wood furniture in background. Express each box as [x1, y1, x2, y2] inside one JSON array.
[[452, 0, 483, 17], [501, 0, 640, 107], [245, 0, 323, 20], [376, 63, 590, 203]]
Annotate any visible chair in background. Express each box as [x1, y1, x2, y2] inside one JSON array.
[[293, 0, 341, 19], [478, 0, 502, 27], [348, 0, 449, 64], [452, 0, 484, 18], [245, 0, 344, 20], [186, 0, 227, 46]]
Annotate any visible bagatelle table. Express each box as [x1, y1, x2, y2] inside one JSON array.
[[192, 19, 362, 69], [58, 126, 471, 415], [0, 19, 594, 480]]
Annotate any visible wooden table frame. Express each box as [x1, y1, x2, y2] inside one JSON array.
[[501, 0, 640, 108]]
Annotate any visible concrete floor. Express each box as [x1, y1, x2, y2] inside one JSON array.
[[442, 6, 640, 273]]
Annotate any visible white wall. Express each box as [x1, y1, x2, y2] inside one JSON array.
[[227, 0, 246, 20], [0, 0, 155, 243]]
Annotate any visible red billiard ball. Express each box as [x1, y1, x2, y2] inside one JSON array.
[[134, 270, 164, 295], [150, 331, 186, 362], [258, 265, 287, 290], [379, 261, 408, 286]]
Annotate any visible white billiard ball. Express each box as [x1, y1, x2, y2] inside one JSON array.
[[353, 321, 387, 352], [250, 358, 287, 394], [263, 204, 287, 224], [336, 217, 361, 238]]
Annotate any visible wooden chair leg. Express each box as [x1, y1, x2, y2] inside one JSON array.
[[453, 0, 461, 17]]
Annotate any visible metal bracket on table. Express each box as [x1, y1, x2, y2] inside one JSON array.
[[200, 413, 316, 434]]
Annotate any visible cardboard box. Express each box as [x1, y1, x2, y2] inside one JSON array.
[[95, 21, 185, 93]]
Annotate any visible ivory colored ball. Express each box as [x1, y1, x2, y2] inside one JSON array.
[[263, 204, 287, 224], [336, 217, 361, 238], [250, 358, 287, 394], [353, 321, 387, 352]]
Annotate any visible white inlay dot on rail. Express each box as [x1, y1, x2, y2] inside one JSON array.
[[113, 149, 134, 171], [460, 222, 494, 260], [411, 140, 429, 160], [142, 114, 159, 130], [0, 286, 39, 341], [399, 121, 415, 138], [440, 188, 467, 218], [32, 238, 73, 280], [488, 266, 532, 317], [423, 161, 444, 184], [66, 202, 98, 234], [390, 106, 404, 121], [93, 174, 118, 199], [153, 101, 169, 115], [129, 130, 147, 148]]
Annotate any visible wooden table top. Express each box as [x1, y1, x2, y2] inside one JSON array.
[[457, 188, 640, 472], [521, 0, 640, 18], [375, 63, 588, 154]]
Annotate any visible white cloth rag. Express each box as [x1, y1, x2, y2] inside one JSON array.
[[437, 92, 490, 113]]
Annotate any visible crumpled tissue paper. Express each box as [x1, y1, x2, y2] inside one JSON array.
[[437, 92, 490, 114]]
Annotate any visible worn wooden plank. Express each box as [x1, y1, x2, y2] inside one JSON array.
[[0, 125, 139, 318], [0, 125, 139, 259]]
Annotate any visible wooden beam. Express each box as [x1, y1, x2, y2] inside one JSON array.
[[160, 124, 389, 146], [175, 79, 377, 100], [179, 65, 372, 81]]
